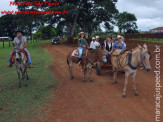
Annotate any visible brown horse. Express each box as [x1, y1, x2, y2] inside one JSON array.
[[111, 44, 151, 98], [67, 48, 107, 81]]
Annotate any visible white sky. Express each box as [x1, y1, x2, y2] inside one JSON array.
[[0, 0, 163, 31]]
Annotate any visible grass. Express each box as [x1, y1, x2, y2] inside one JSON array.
[[0, 40, 58, 122], [129, 38, 163, 43]]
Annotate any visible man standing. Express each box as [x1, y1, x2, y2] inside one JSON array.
[[8, 31, 32, 68]]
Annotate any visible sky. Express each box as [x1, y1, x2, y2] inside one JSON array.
[[0, 0, 163, 31]]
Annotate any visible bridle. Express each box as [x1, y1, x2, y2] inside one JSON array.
[[128, 51, 152, 70]]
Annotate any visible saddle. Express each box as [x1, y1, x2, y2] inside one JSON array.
[[111, 49, 130, 69], [71, 49, 79, 57], [71, 48, 87, 58]]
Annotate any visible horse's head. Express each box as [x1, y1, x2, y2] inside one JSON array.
[[14, 47, 22, 62], [138, 44, 151, 71], [88, 49, 107, 63], [101, 50, 107, 63]]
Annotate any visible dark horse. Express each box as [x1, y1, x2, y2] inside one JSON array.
[[67, 48, 107, 81], [14, 47, 29, 88]]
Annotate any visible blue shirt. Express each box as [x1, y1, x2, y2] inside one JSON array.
[[113, 41, 126, 50]]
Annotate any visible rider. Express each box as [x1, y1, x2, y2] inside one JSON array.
[[95, 36, 101, 48], [113, 35, 126, 51], [78, 32, 88, 65], [104, 36, 113, 63], [90, 37, 100, 49], [8, 31, 32, 68]]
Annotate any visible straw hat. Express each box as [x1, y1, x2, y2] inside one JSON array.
[[117, 35, 124, 39], [79, 32, 85, 36]]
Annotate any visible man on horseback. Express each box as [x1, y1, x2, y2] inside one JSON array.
[[113, 35, 126, 50], [90, 37, 100, 49], [78, 32, 88, 65], [8, 31, 32, 68]]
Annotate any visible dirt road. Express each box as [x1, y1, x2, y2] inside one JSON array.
[[38, 43, 163, 122]]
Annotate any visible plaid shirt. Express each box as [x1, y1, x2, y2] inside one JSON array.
[[78, 38, 88, 47]]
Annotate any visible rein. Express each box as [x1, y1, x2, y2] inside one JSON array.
[[128, 52, 140, 70]]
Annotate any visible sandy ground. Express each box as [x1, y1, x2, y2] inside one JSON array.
[[35, 42, 163, 122]]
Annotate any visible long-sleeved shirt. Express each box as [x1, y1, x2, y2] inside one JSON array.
[[78, 38, 88, 47]]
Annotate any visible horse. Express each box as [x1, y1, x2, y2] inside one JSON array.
[[111, 44, 151, 98], [67, 48, 107, 82], [14, 47, 29, 88]]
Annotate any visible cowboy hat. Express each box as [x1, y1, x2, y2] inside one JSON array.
[[78, 32, 85, 35], [117, 35, 123, 39], [16, 30, 24, 35]]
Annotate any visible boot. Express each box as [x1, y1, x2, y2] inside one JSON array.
[[28, 64, 34, 68], [7, 63, 12, 67], [78, 58, 82, 66]]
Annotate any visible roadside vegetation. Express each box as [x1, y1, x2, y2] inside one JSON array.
[[0, 40, 58, 121], [129, 38, 163, 43]]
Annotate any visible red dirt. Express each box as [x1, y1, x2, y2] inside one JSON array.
[[37, 42, 163, 122]]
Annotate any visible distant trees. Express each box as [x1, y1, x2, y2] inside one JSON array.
[[33, 26, 57, 39], [116, 12, 138, 34], [0, 15, 18, 39]]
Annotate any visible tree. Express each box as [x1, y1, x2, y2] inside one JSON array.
[[116, 12, 137, 34], [47, 0, 118, 43], [0, 14, 18, 39], [32, 26, 57, 39]]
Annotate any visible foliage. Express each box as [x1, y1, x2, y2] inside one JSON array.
[[116, 12, 138, 34], [33, 26, 57, 39]]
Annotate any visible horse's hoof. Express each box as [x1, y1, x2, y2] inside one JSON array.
[[90, 79, 93, 82], [25, 84, 28, 87], [135, 93, 139, 96], [27, 78, 29, 80], [122, 95, 126, 98], [83, 79, 86, 82], [112, 81, 118, 85], [18, 85, 21, 88]]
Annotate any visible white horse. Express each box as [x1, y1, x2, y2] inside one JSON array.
[[14, 47, 29, 88], [111, 44, 151, 98]]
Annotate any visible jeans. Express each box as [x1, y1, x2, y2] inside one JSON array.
[[8, 48, 32, 64], [105, 52, 109, 63], [78, 47, 84, 58]]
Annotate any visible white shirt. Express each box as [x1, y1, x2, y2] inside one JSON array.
[[90, 41, 100, 49], [14, 36, 27, 49]]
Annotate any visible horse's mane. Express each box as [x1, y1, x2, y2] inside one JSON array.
[[89, 48, 103, 56]]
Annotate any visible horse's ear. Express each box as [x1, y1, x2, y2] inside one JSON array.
[[143, 43, 148, 50], [137, 44, 142, 49]]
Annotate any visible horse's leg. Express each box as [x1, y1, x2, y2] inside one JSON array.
[[83, 67, 87, 82], [122, 72, 129, 98], [24, 68, 28, 87], [113, 67, 118, 84], [132, 72, 138, 96], [26, 70, 29, 80], [88, 64, 93, 82], [69, 61, 74, 80], [17, 69, 21, 88]]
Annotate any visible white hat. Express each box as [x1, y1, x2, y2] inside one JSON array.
[[92, 37, 95, 40], [96, 36, 99, 39], [117, 35, 123, 39]]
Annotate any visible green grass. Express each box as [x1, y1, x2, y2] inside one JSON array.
[[129, 38, 163, 43], [0, 40, 58, 122]]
